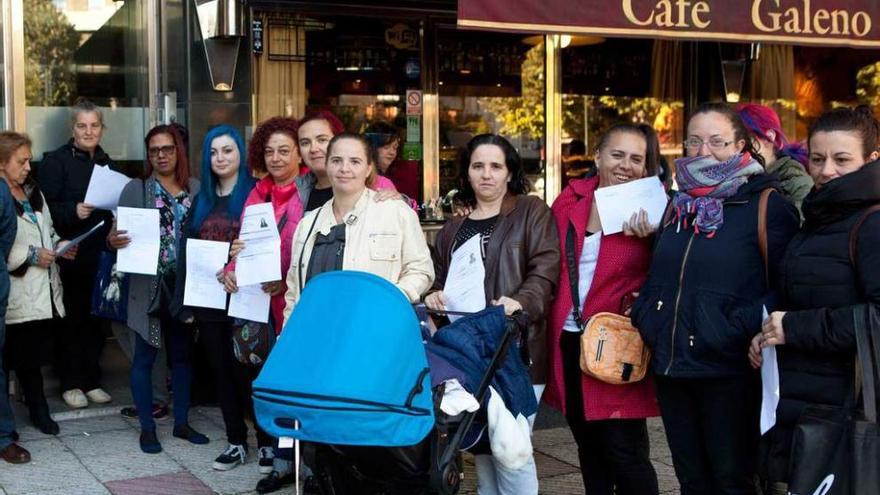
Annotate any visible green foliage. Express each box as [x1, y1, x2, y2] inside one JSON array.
[[856, 62, 880, 109], [24, 0, 79, 106], [478, 44, 546, 138]]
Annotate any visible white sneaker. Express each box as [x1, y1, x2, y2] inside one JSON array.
[[213, 444, 247, 471], [85, 388, 112, 404], [62, 389, 88, 409], [258, 446, 275, 474]]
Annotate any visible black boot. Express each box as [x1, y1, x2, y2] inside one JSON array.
[[29, 405, 59, 435]]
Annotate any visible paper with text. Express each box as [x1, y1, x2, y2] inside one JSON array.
[[235, 202, 282, 287], [115, 207, 160, 275], [594, 176, 668, 235], [183, 239, 230, 310]]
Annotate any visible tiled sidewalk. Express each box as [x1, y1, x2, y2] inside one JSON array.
[[0, 406, 679, 495]]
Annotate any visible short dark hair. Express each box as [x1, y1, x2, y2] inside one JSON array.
[[808, 104, 880, 160], [568, 139, 586, 156], [364, 121, 401, 149], [456, 134, 530, 206], [690, 102, 765, 167], [596, 123, 661, 177], [299, 110, 345, 136]]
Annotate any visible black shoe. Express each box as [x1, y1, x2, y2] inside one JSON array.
[[173, 424, 209, 445], [29, 407, 59, 436], [140, 430, 162, 454], [303, 475, 322, 494], [212, 444, 247, 471], [256, 471, 296, 494]]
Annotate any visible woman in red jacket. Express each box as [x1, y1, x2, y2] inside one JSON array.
[[545, 123, 661, 495]]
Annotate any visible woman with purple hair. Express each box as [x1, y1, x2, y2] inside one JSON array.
[[737, 103, 814, 217]]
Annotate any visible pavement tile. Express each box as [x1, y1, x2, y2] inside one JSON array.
[[163, 438, 264, 495], [61, 429, 182, 483], [534, 451, 579, 477], [104, 472, 213, 495], [531, 427, 575, 448], [538, 472, 585, 494], [0, 438, 103, 495]]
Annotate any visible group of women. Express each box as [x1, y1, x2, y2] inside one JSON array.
[[0, 97, 875, 495]]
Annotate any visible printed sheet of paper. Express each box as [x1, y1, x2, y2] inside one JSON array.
[[443, 234, 486, 322], [235, 202, 282, 287], [594, 176, 668, 235], [115, 207, 160, 275], [183, 239, 230, 310], [84, 165, 132, 210], [228, 284, 271, 323], [55, 220, 105, 257], [760, 306, 780, 435]]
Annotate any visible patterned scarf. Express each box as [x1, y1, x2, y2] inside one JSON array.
[[671, 152, 764, 237]]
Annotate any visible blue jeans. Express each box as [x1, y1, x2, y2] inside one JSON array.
[[0, 275, 16, 450], [131, 316, 194, 431], [474, 454, 539, 495]]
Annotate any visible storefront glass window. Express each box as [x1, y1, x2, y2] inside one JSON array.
[[437, 29, 546, 200], [0, 6, 5, 130], [26, 0, 148, 171], [251, 13, 424, 199], [561, 39, 683, 188]]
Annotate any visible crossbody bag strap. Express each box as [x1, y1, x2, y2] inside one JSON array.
[[849, 204, 880, 269], [757, 188, 773, 288], [564, 222, 584, 329], [855, 305, 878, 423], [297, 206, 323, 294]]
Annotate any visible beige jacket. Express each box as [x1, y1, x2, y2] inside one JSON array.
[[7, 191, 65, 324], [282, 188, 434, 325]]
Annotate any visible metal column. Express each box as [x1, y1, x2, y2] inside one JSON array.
[[544, 34, 562, 205], [2, 0, 25, 131]]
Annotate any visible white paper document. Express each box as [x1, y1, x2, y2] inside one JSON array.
[[183, 240, 230, 310], [56, 220, 105, 256], [760, 306, 780, 435], [115, 207, 160, 275], [594, 176, 669, 235], [235, 202, 282, 287], [84, 165, 132, 210], [228, 284, 271, 323], [443, 234, 486, 321]]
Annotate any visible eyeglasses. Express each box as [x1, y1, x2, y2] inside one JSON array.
[[684, 137, 734, 150], [148, 145, 176, 158]]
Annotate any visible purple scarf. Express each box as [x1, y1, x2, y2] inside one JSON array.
[[671, 152, 764, 237]]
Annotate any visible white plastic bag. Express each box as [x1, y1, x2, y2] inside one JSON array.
[[486, 386, 533, 470]]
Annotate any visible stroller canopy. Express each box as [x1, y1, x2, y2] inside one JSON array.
[[253, 271, 434, 447]]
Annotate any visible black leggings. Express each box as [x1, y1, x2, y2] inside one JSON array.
[[198, 318, 271, 447], [561, 330, 659, 495]]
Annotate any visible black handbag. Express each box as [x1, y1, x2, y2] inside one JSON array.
[[788, 305, 880, 495]]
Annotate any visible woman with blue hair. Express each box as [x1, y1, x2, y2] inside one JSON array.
[[171, 125, 269, 472]]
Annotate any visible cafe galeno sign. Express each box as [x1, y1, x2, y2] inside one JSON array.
[[458, 0, 880, 48]]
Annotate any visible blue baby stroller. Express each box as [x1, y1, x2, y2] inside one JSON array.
[[252, 271, 534, 494]]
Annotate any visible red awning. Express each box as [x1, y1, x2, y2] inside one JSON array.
[[458, 0, 880, 48]]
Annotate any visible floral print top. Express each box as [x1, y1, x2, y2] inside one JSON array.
[[154, 181, 191, 276]]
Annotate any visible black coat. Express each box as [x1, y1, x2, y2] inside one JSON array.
[[37, 140, 116, 273], [762, 161, 880, 482], [632, 173, 800, 378]]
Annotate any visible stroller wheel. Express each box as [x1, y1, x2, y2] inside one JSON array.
[[440, 461, 461, 495]]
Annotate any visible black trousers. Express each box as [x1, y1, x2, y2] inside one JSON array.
[[198, 318, 271, 447], [561, 331, 659, 495], [654, 374, 760, 495], [57, 266, 105, 392]]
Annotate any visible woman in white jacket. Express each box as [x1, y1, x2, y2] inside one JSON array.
[[282, 132, 434, 323], [0, 132, 76, 435]]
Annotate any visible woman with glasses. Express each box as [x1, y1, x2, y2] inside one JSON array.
[[737, 103, 813, 216], [38, 99, 116, 409], [632, 103, 800, 494], [107, 125, 207, 454]]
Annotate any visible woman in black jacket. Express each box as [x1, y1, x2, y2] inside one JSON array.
[[632, 102, 800, 495], [38, 99, 116, 409], [749, 105, 880, 495]]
